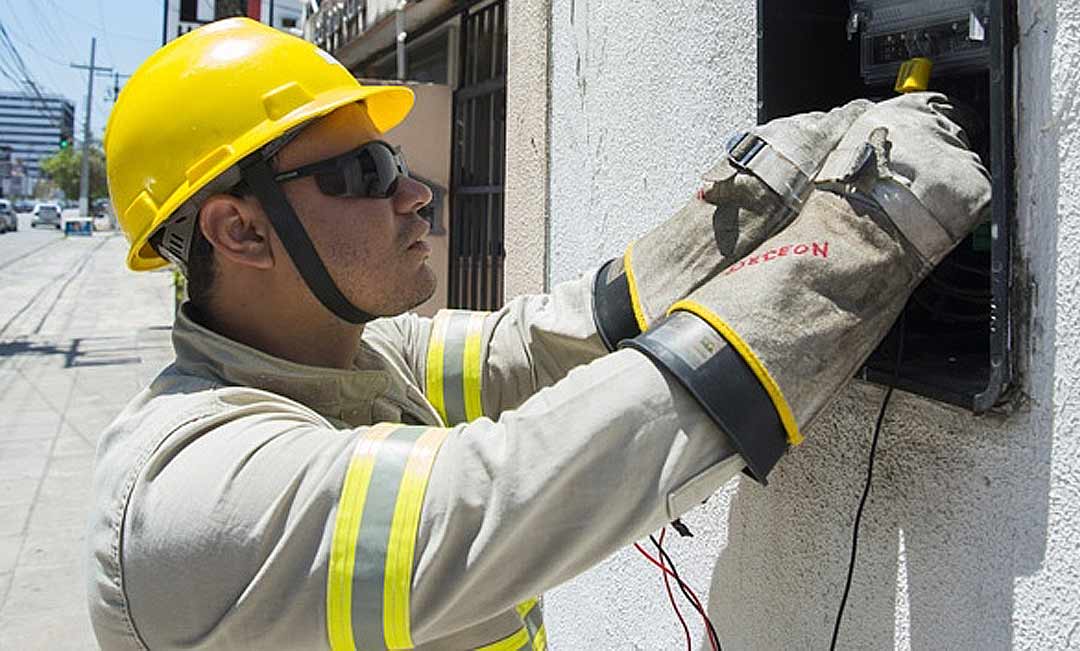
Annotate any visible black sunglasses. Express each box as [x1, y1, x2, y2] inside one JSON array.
[[272, 140, 410, 199]]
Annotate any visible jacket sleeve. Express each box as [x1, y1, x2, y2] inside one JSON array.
[[121, 354, 743, 650], [367, 271, 611, 424], [407, 347, 745, 645]]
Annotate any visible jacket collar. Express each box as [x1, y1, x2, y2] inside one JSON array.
[[171, 303, 407, 426]]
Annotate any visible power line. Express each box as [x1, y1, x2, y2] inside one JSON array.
[[26, 1, 78, 58], [96, 0, 118, 68], [34, 0, 157, 46], [0, 20, 63, 130]]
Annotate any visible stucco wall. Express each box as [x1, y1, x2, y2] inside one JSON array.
[[529, 0, 1079, 648]]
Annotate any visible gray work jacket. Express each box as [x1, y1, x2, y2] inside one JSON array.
[[86, 271, 742, 650]]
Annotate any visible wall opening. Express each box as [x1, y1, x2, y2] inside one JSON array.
[[758, 0, 1017, 411]]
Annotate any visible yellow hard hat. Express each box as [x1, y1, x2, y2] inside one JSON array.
[[106, 17, 414, 271]]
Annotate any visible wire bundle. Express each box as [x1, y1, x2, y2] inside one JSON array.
[[635, 526, 721, 651]]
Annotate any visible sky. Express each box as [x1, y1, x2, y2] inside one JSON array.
[[0, 0, 165, 140]]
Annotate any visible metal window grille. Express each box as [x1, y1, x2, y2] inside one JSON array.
[[449, 0, 507, 310]]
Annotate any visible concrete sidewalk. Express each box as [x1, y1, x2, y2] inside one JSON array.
[[0, 233, 175, 649]]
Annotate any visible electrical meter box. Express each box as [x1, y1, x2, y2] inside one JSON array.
[[757, 0, 1017, 412]]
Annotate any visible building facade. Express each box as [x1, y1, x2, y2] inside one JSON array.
[[303, 0, 1080, 646], [0, 92, 75, 196], [503, 0, 1079, 649], [161, 0, 304, 44]]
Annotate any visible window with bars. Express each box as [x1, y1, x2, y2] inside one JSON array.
[[449, 0, 507, 311]]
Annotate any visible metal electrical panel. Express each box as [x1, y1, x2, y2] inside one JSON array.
[[757, 0, 1017, 412], [851, 0, 991, 83]]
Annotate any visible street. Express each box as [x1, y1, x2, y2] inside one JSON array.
[[0, 217, 174, 648]]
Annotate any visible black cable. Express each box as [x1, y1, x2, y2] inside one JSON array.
[[829, 322, 906, 650], [651, 535, 722, 651]]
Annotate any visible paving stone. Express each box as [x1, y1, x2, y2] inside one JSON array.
[[0, 408, 62, 432], [0, 438, 51, 459], [0, 611, 99, 650], [0, 563, 86, 618], [37, 470, 93, 507], [0, 421, 61, 442], [0, 478, 39, 506], [26, 495, 92, 533], [42, 453, 95, 480], [17, 526, 84, 570], [0, 535, 19, 573], [0, 455, 47, 481], [0, 503, 30, 536], [52, 432, 97, 458]]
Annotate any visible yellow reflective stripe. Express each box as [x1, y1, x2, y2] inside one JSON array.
[[462, 312, 486, 421], [532, 625, 547, 651], [475, 627, 530, 651], [425, 310, 453, 425], [622, 241, 650, 333], [514, 598, 538, 619], [668, 299, 803, 445], [383, 427, 453, 650], [327, 423, 398, 651]]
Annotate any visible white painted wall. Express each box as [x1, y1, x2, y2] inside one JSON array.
[[534, 0, 1080, 648]]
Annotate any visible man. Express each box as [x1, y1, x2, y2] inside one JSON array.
[[88, 18, 990, 650]]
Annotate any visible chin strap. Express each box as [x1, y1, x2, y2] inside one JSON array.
[[240, 152, 378, 324]]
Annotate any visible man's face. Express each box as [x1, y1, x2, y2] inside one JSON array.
[[273, 103, 436, 316]]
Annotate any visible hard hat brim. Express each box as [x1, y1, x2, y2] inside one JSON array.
[[126, 83, 414, 271]]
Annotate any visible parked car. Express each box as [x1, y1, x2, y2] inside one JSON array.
[[92, 199, 114, 231], [0, 199, 16, 233], [31, 202, 62, 229]]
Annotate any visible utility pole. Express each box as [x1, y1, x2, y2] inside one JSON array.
[[70, 38, 112, 218], [109, 71, 133, 104]]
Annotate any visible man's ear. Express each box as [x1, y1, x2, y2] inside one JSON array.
[[198, 195, 274, 270]]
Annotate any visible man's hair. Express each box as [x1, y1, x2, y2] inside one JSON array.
[[184, 220, 217, 309], [150, 180, 252, 310]]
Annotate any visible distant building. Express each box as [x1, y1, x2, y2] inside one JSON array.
[[162, 0, 304, 44], [0, 92, 75, 195]]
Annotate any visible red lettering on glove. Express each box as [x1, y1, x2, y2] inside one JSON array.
[[723, 241, 830, 276]]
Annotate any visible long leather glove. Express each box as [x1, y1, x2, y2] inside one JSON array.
[[624, 92, 991, 482], [592, 98, 873, 350]]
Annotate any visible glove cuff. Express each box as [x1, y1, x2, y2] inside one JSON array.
[[622, 307, 799, 485], [592, 256, 647, 351]]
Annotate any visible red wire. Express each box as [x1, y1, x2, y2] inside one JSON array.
[[634, 543, 707, 613], [659, 530, 692, 651], [635, 528, 719, 651], [635, 529, 686, 651]]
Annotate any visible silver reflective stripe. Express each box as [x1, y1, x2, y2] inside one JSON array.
[[441, 312, 471, 425], [523, 605, 543, 645], [515, 598, 546, 651], [425, 310, 488, 426], [352, 425, 428, 651], [474, 627, 531, 651]]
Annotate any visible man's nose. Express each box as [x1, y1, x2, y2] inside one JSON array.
[[394, 175, 433, 214]]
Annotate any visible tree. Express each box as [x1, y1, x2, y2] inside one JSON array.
[[32, 178, 59, 200], [39, 142, 108, 201]]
